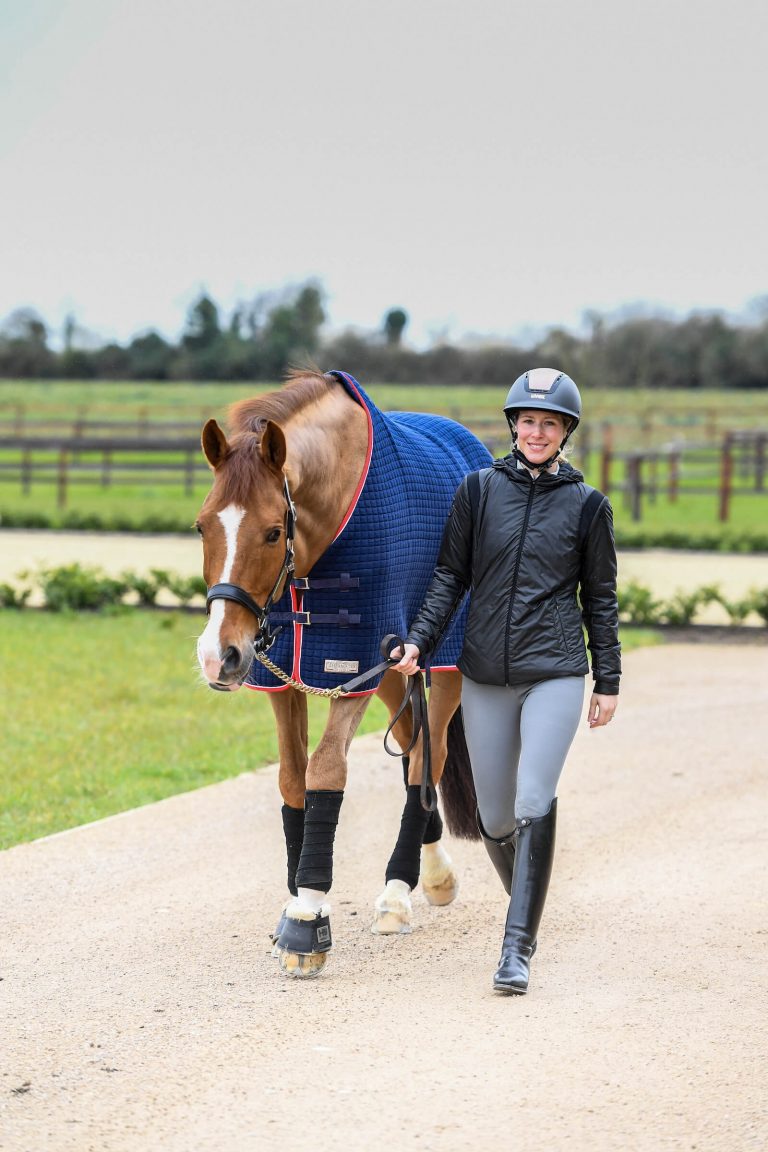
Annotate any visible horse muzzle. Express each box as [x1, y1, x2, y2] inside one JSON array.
[[200, 644, 253, 691]]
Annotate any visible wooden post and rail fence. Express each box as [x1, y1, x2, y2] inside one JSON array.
[[0, 418, 766, 521]]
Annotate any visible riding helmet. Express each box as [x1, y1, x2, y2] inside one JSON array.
[[503, 368, 582, 438]]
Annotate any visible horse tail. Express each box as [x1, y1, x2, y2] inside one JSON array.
[[438, 708, 480, 841]]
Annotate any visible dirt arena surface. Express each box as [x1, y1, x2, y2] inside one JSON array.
[[2, 642, 766, 1151]]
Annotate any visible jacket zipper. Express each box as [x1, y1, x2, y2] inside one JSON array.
[[503, 480, 536, 685]]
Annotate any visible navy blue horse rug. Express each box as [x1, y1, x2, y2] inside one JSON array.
[[246, 371, 492, 695]]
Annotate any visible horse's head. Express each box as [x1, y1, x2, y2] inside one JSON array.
[[195, 417, 295, 690]]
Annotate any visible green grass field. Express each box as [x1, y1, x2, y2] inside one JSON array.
[[0, 609, 657, 851]]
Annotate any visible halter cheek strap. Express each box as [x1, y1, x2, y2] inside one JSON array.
[[205, 476, 297, 652]]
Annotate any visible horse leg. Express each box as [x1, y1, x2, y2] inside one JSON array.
[[418, 670, 464, 906], [268, 688, 309, 952], [369, 669, 461, 934], [275, 693, 371, 979]]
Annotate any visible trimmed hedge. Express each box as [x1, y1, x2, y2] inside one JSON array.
[[2, 564, 767, 627], [5, 564, 206, 612], [2, 506, 768, 552], [618, 580, 767, 627]]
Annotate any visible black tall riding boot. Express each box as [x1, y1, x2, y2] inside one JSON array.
[[477, 810, 515, 894], [493, 798, 557, 995]]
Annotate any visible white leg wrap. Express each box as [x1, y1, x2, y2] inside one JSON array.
[[287, 888, 330, 921]]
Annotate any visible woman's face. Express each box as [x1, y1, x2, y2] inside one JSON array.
[[514, 408, 567, 466]]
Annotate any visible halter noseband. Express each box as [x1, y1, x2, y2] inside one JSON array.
[[205, 476, 297, 654]]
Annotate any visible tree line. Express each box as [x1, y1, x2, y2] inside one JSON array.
[[2, 282, 767, 389]]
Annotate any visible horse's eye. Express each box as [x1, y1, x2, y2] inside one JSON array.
[[266, 528, 282, 545], [195, 523, 204, 537]]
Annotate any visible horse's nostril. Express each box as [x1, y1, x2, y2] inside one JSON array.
[[221, 646, 241, 674]]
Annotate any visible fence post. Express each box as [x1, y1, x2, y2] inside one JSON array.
[[185, 450, 196, 495], [57, 449, 69, 509], [667, 450, 679, 503], [600, 423, 613, 494], [718, 434, 732, 522], [626, 454, 643, 521], [581, 424, 591, 472], [755, 433, 765, 492], [22, 448, 32, 494], [648, 452, 658, 505]]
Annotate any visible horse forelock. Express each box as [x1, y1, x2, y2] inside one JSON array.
[[209, 432, 279, 509]]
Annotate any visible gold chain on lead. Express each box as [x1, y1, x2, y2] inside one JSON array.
[[252, 649, 347, 699]]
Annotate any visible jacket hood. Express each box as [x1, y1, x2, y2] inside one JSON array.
[[493, 456, 584, 485]]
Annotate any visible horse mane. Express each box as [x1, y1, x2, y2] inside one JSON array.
[[214, 370, 335, 506], [228, 370, 334, 436]]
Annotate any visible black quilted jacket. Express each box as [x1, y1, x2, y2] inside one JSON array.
[[405, 458, 621, 693]]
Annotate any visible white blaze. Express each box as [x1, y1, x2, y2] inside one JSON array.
[[197, 504, 246, 674]]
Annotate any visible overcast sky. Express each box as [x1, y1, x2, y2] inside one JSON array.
[[1, 0, 766, 349]]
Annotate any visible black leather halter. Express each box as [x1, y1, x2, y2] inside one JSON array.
[[205, 476, 297, 654]]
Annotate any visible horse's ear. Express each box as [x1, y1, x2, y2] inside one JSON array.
[[260, 420, 287, 474], [201, 419, 230, 469]]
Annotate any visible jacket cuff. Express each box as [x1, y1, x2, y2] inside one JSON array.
[[593, 678, 619, 695], [405, 631, 432, 659]]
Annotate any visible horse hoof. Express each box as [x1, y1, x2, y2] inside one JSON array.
[[422, 873, 459, 906], [371, 910, 413, 935], [421, 843, 459, 907], [371, 879, 413, 935], [277, 949, 328, 978]]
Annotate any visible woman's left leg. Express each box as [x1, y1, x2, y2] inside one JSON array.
[[494, 676, 584, 994], [515, 676, 584, 818]]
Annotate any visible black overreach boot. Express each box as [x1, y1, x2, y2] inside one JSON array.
[[493, 798, 557, 995]]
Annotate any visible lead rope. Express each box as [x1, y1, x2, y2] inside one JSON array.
[[252, 648, 349, 699], [252, 635, 437, 812]]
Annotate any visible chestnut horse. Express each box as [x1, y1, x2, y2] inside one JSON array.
[[195, 370, 489, 978]]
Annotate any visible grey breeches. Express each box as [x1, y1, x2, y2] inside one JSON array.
[[461, 675, 584, 836]]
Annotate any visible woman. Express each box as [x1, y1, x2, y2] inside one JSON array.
[[393, 368, 621, 995]]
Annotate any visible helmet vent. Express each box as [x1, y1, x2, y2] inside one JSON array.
[[526, 368, 562, 393]]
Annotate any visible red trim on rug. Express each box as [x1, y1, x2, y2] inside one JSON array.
[[329, 372, 373, 543]]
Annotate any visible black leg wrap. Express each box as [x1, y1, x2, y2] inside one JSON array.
[[403, 754, 443, 845], [294, 790, 344, 893], [493, 799, 557, 995], [385, 784, 432, 889], [281, 803, 305, 897], [422, 804, 444, 845]]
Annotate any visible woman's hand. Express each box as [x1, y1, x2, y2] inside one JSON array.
[[588, 693, 618, 729], [390, 642, 422, 676]]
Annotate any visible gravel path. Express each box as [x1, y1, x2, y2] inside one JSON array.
[[2, 643, 766, 1151]]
